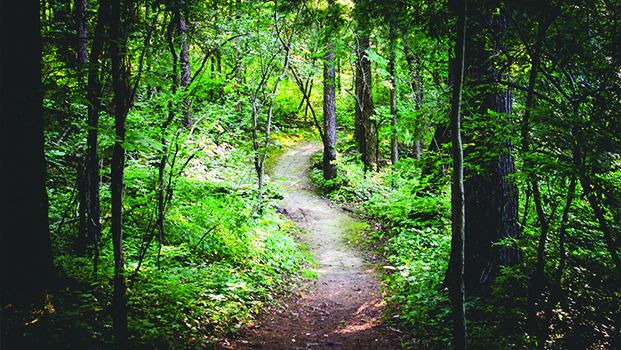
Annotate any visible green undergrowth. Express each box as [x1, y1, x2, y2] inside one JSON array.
[[11, 124, 313, 349], [310, 140, 621, 348], [309, 147, 454, 348]]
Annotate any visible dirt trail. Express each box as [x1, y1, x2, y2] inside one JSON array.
[[219, 141, 404, 350]]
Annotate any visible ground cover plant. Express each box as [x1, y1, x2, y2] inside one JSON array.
[[3, 115, 312, 348]]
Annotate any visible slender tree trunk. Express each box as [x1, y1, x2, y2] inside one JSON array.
[[74, 0, 88, 257], [353, 1, 376, 172], [354, 22, 376, 171], [178, 0, 192, 126], [449, 0, 468, 348], [360, 35, 376, 172], [0, 0, 56, 307], [323, 45, 338, 182], [389, 80, 398, 165], [388, 23, 399, 165], [109, 0, 130, 344], [86, 0, 111, 275], [354, 35, 365, 151], [74, 0, 88, 65], [406, 54, 423, 159], [157, 17, 181, 248], [253, 4, 295, 207]]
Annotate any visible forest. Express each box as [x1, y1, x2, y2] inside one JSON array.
[[1, 0, 620, 349]]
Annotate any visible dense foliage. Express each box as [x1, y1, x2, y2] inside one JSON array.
[[1, 0, 619, 349]]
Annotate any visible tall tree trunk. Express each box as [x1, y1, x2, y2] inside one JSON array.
[[74, 0, 89, 257], [388, 23, 399, 165], [449, 0, 468, 348], [86, 0, 111, 274], [354, 36, 364, 151], [323, 45, 338, 182], [354, 9, 376, 172], [461, 0, 520, 297], [74, 0, 88, 65], [157, 16, 181, 248], [109, 0, 130, 344], [253, 3, 294, 207], [405, 54, 423, 159], [0, 0, 56, 308], [178, 0, 192, 126]]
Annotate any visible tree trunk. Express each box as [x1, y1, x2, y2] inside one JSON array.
[[86, 0, 111, 274], [178, 0, 192, 126], [158, 16, 181, 248], [74, 0, 89, 257], [406, 54, 423, 159], [355, 23, 376, 171], [109, 0, 130, 344], [353, 1, 376, 172], [74, 0, 88, 66], [323, 46, 338, 182], [449, 0, 468, 348], [461, 0, 520, 298], [0, 0, 56, 307], [354, 36, 364, 151], [388, 23, 399, 165], [252, 4, 294, 207]]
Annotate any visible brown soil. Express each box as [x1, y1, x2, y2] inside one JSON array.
[[218, 141, 406, 350]]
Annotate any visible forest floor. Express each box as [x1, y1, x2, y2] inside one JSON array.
[[217, 140, 407, 350]]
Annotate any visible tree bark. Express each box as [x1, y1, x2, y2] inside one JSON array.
[[74, 0, 88, 66], [109, 0, 130, 344], [461, 0, 520, 298], [323, 46, 338, 182], [354, 0, 376, 172], [0, 0, 56, 307]]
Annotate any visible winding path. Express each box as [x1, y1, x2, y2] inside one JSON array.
[[221, 141, 404, 350]]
